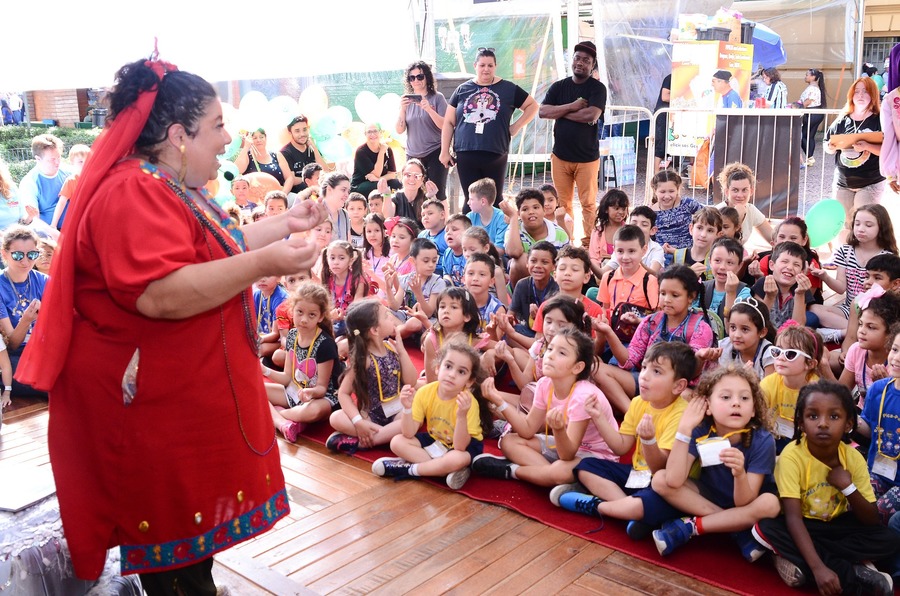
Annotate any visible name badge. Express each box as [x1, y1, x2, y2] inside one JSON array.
[[424, 440, 450, 459], [475, 122, 485, 135], [697, 437, 730, 467], [625, 468, 651, 489], [775, 418, 795, 439], [382, 396, 402, 418], [873, 453, 898, 480]]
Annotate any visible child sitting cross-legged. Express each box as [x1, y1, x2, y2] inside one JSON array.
[[472, 328, 619, 486], [372, 340, 492, 490], [552, 343, 697, 538], [753, 381, 900, 595], [649, 365, 780, 561], [327, 300, 418, 453], [501, 240, 559, 348], [384, 237, 446, 338]]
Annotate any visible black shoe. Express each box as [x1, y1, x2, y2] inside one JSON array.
[[471, 454, 512, 479], [852, 564, 893, 596]]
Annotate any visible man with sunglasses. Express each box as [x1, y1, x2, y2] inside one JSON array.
[[281, 115, 329, 194], [538, 41, 606, 246]]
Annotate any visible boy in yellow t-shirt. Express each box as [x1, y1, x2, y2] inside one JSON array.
[[552, 342, 695, 537]]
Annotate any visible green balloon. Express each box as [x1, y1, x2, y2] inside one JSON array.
[[805, 199, 845, 247]]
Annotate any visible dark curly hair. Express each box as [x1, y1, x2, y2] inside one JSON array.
[[403, 61, 437, 95], [107, 59, 217, 162]]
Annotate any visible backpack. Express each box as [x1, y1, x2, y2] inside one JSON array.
[[643, 309, 717, 348], [674, 248, 712, 282], [702, 280, 746, 340], [603, 270, 654, 343]]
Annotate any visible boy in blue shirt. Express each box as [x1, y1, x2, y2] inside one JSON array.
[[418, 199, 448, 275], [467, 178, 508, 256], [441, 214, 471, 287]]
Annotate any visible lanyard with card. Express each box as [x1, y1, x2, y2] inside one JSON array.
[[873, 380, 900, 479], [372, 349, 402, 418]]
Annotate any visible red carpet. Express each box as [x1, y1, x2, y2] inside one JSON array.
[[292, 342, 790, 595]]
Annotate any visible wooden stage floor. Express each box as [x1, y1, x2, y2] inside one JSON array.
[[1, 399, 736, 595]]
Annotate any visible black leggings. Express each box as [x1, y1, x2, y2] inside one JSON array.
[[139, 557, 217, 596], [455, 150, 508, 214], [410, 147, 449, 202], [800, 112, 825, 159], [755, 514, 900, 589]]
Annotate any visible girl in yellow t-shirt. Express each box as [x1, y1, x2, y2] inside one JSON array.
[[753, 380, 898, 595], [760, 323, 828, 453], [372, 340, 491, 490]]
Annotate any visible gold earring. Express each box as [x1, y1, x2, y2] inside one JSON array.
[[178, 144, 187, 184]]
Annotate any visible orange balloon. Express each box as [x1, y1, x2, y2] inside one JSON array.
[[244, 172, 282, 205]]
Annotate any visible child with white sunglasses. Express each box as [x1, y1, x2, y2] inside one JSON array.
[[760, 322, 832, 454]]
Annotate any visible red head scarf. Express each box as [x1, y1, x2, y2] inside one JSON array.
[[16, 57, 177, 391]]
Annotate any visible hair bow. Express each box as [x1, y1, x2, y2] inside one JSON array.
[[856, 283, 886, 310], [384, 216, 401, 234]]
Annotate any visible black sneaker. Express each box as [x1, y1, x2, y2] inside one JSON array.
[[852, 564, 893, 596], [372, 457, 411, 479], [626, 520, 655, 541], [326, 432, 360, 454], [471, 454, 513, 479]]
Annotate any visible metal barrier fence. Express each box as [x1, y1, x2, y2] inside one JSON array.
[[506, 105, 651, 199], [500, 105, 845, 225], [646, 107, 844, 217]]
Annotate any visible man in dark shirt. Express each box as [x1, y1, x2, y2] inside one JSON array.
[[280, 115, 328, 193], [539, 41, 606, 246]]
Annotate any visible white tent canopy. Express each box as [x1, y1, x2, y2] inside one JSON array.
[[4, 0, 418, 90]]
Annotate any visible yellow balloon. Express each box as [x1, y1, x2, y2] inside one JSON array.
[[342, 122, 366, 149]]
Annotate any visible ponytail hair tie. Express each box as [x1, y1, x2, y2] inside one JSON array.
[[352, 328, 360, 336]]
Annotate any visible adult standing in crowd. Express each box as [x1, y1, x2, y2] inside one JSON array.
[[235, 127, 295, 195], [440, 47, 538, 213], [280, 115, 328, 194], [761, 67, 788, 109], [18, 134, 68, 226], [798, 68, 827, 167], [825, 76, 884, 227], [0, 160, 26, 229], [396, 61, 448, 201], [16, 56, 327, 591], [539, 41, 606, 246], [653, 73, 672, 173], [350, 123, 402, 198]]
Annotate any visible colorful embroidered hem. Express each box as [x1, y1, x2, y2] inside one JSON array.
[[120, 489, 288, 574]]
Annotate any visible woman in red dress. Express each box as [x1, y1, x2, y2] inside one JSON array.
[[16, 56, 327, 593]]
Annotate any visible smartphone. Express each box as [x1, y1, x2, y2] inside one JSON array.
[[403, 94, 423, 102]]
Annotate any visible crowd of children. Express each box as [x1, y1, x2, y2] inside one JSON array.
[[238, 160, 900, 595]]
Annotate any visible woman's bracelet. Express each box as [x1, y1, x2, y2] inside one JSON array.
[[2, 386, 9, 393], [841, 483, 857, 497], [402, 407, 413, 415], [350, 414, 363, 424], [640, 436, 657, 446], [495, 401, 508, 413], [674, 432, 691, 444]]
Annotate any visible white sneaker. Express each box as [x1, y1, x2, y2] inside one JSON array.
[[806, 157, 816, 166], [446, 467, 471, 490], [817, 327, 845, 343], [549, 482, 585, 506]]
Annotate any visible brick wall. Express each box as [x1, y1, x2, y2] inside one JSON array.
[[30, 89, 83, 127]]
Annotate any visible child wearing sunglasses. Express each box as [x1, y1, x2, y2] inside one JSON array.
[[760, 323, 829, 454], [0, 226, 48, 397]]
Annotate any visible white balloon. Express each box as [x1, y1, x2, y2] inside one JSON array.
[[354, 91, 380, 125]]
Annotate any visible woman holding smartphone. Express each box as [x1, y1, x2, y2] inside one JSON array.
[[396, 61, 449, 201]]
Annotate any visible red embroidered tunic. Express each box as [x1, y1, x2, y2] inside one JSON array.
[[48, 160, 287, 579]]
